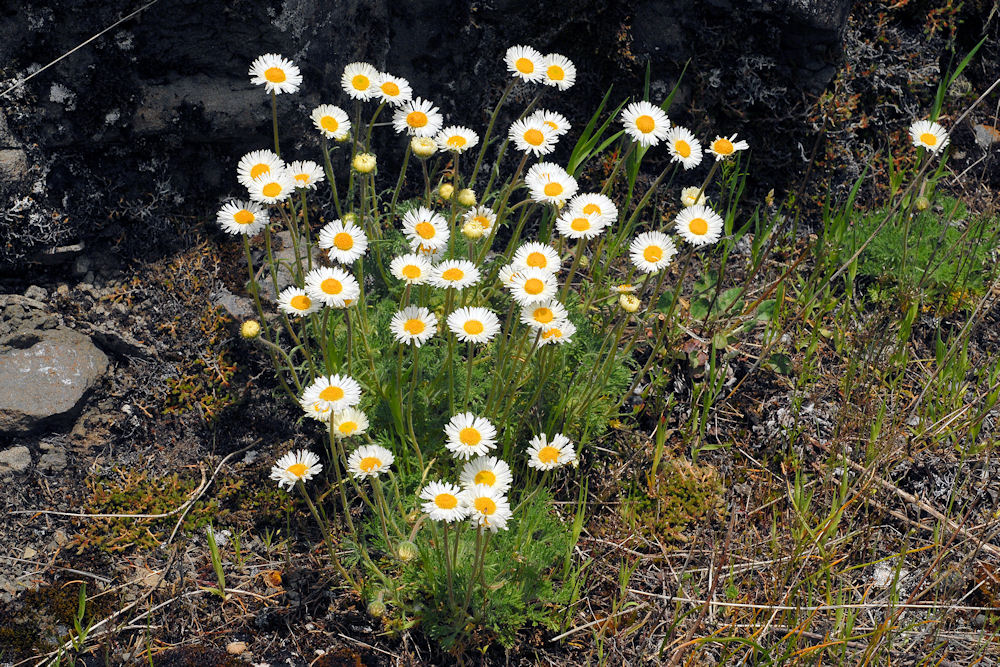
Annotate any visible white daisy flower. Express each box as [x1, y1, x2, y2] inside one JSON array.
[[332, 407, 369, 439], [512, 241, 561, 274], [410, 136, 437, 158], [270, 449, 322, 490], [444, 412, 498, 459], [435, 125, 479, 153], [217, 200, 268, 236], [519, 299, 568, 329], [389, 253, 433, 284], [304, 266, 361, 308], [509, 117, 556, 157], [277, 286, 320, 317], [498, 263, 523, 289], [665, 126, 703, 170], [413, 242, 444, 261], [248, 169, 296, 204], [420, 481, 469, 522], [526, 432, 576, 470], [430, 259, 481, 290], [374, 72, 413, 106], [541, 53, 576, 90], [311, 104, 351, 140], [707, 133, 750, 161], [300, 374, 362, 413], [621, 101, 670, 148], [680, 186, 708, 208], [318, 220, 368, 264], [460, 456, 513, 494], [539, 319, 577, 345], [390, 306, 438, 347], [909, 119, 949, 152], [675, 204, 724, 246], [302, 400, 334, 423], [287, 160, 325, 190], [237, 149, 284, 188], [568, 192, 617, 224], [401, 206, 449, 250], [342, 62, 378, 100], [392, 97, 444, 137], [529, 109, 572, 136], [249, 54, 302, 95], [447, 306, 501, 344], [555, 209, 607, 240], [525, 162, 578, 204], [629, 231, 678, 273], [348, 444, 394, 479], [461, 485, 512, 532], [505, 45, 545, 82], [510, 267, 559, 305], [463, 206, 497, 232]]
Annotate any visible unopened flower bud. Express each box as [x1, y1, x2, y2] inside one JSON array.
[[367, 598, 386, 618], [619, 294, 641, 313], [240, 320, 261, 339], [462, 220, 486, 239], [352, 152, 376, 174], [680, 186, 708, 208], [438, 183, 454, 200], [342, 212, 358, 225], [456, 188, 476, 207], [396, 540, 419, 562], [411, 136, 436, 158], [915, 196, 930, 211]]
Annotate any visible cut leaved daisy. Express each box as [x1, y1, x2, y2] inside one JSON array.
[[332, 407, 369, 439], [375, 72, 413, 106], [526, 432, 577, 470], [304, 266, 361, 308], [909, 119, 949, 152], [436, 126, 479, 153], [509, 118, 556, 157], [707, 133, 749, 161], [512, 241, 561, 274], [401, 206, 449, 250], [420, 481, 469, 522], [237, 149, 284, 188], [311, 104, 351, 140], [342, 62, 378, 100], [444, 412, 498, 459], [348, 444, 394, 479], [390, 306, 438, 347], [630, 231, 678, 273], [300, 373, 362, 413], [665, 126, 703, 170], [460, 456, 513, 494], [217, 200, 268, 236], [510, 267, 559, 305], [462, 485, 512, 532], [505, 45, 545, 82], [249, 54, 302, 95], [392, 97, 444, 137], [541, 53, 576, 90], [621, 101, 670, 147], [431, 260, 481, 290], [389, 253, 433, 285], [519, 299, 568, 329], [539, 319, 577, 345], [277, 287, 319, 317], [270, 449, 322, 490], [675, 204, 724, 246], [318, 220, 368, 264], [525, 162, 578, 204], [447, 306, 501, 344], [556, 209, 607, 240], [287, 160, 325, 190], [248, 170, 296, 204]]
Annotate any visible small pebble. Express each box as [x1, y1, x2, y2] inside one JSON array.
[[226, 641, 247, 655]]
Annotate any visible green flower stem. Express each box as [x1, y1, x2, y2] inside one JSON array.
[[277, 203, 305, 285], [464, 341, 474, 410], [299, 191, 314, 272], [271, 92, 280, 157], [241, 236, 297, 399], [365, 101, 386, 148], [406, 345, 425, 472], [372, 477, 401, 545], [296, 480, 356, 590], [390, 141, 412, 215], [344, 309, 353, 376], [253, 334, 303, 394], [560, 238, 587, 301], [321, 140, 343, 219], [421, 157, 432, 205], [346, 101, 362, 204], [440, 522, 457, 608], [460, 526, 485, 615], [469, 79, 515, 187], [612, 161, 680, 252], [475, 155, 529, 266], [600, 141, 636, 196], [444, 288, 456, 414], [327, 422, 358, 539]]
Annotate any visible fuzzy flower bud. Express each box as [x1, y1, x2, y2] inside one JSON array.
[[411, 136, 437, 158], [240, 320, 261, 339], [396, 540, 419, 562], [352, 152, 377, 174], [342, 212, 358, 225], [438, 183, 454, 201], [367, 598, 386, 618], [915, 196, 930, 211], [619, 294, 641, 313], [680, 186, 708, 208], [461, 220, 486, 239], [456, 188, 477, 207]]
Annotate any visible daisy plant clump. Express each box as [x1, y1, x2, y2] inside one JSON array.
[[216, 48, 755, 650]]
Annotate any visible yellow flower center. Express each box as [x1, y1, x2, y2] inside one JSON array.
[[233, 209, 255, 225], [352, 74, 370, 91], [441, 268, 464, 282], [474, 470, 497, 486], [526, 251, 547, 268], [542, 327, 562, 339], [920, 132, 937, 146], [537, 446, 560, 464], [264, 67, 286, 83], [334, 232, 354, 250], [404, 318, 426, 335], [570, 217, 591, 232], [515, 57, 534, 74], [533, 307, 554, 323], [339, 422, 358, 435], [286, 462, 308, 477], [407, 111, 428, 128], [290, 295, 311, 310], [675, 140, 691, 158], [547, 65, 565, 81], [524, 278, 545, 295], [321, 278, 343, 294], [582, 203, 601, 215], [543, 182, 563, 197], [250, 164, 270, 180], [435, 493, 458, 509], [359, 456, 381, 472], [474, 215, 490, 228], [689, 218, 709, 236], [320, 116, 339, 132], [643, 246, 663, 262], [635, 114, 655, 133], [447, 135, 467, 148], [402, 265, 421, 280], [415, 221, 436, 239], [474, 496, 497, 515], [459, 427, 482, 446], [381, 81, 399, 96], [524, 128, 545, 146], [262, 182, 282, 198], [713, 138, 734, 155], [463, 320, 484, 335], [544, 120, 559, 130], [319, 385, 345, 402], [294, 173, 310, 183]]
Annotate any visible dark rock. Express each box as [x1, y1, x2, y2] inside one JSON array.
[[0, 327, 109, 434]]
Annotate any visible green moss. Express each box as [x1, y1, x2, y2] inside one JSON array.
[[632, 457, 726, 540]]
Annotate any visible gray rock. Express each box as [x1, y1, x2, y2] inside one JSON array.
[[0, 446, 31, 475], [38, 444, 67, 473], [0, 328, 109, 434], [0, 148, 27, 181], [260, 230, 323, 301], [24, 285, 48, 301], [212, 285, 255, 320]]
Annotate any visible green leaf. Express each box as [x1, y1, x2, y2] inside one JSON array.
[[766, 353, 793, 375], [755, 299, 776, 322]]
